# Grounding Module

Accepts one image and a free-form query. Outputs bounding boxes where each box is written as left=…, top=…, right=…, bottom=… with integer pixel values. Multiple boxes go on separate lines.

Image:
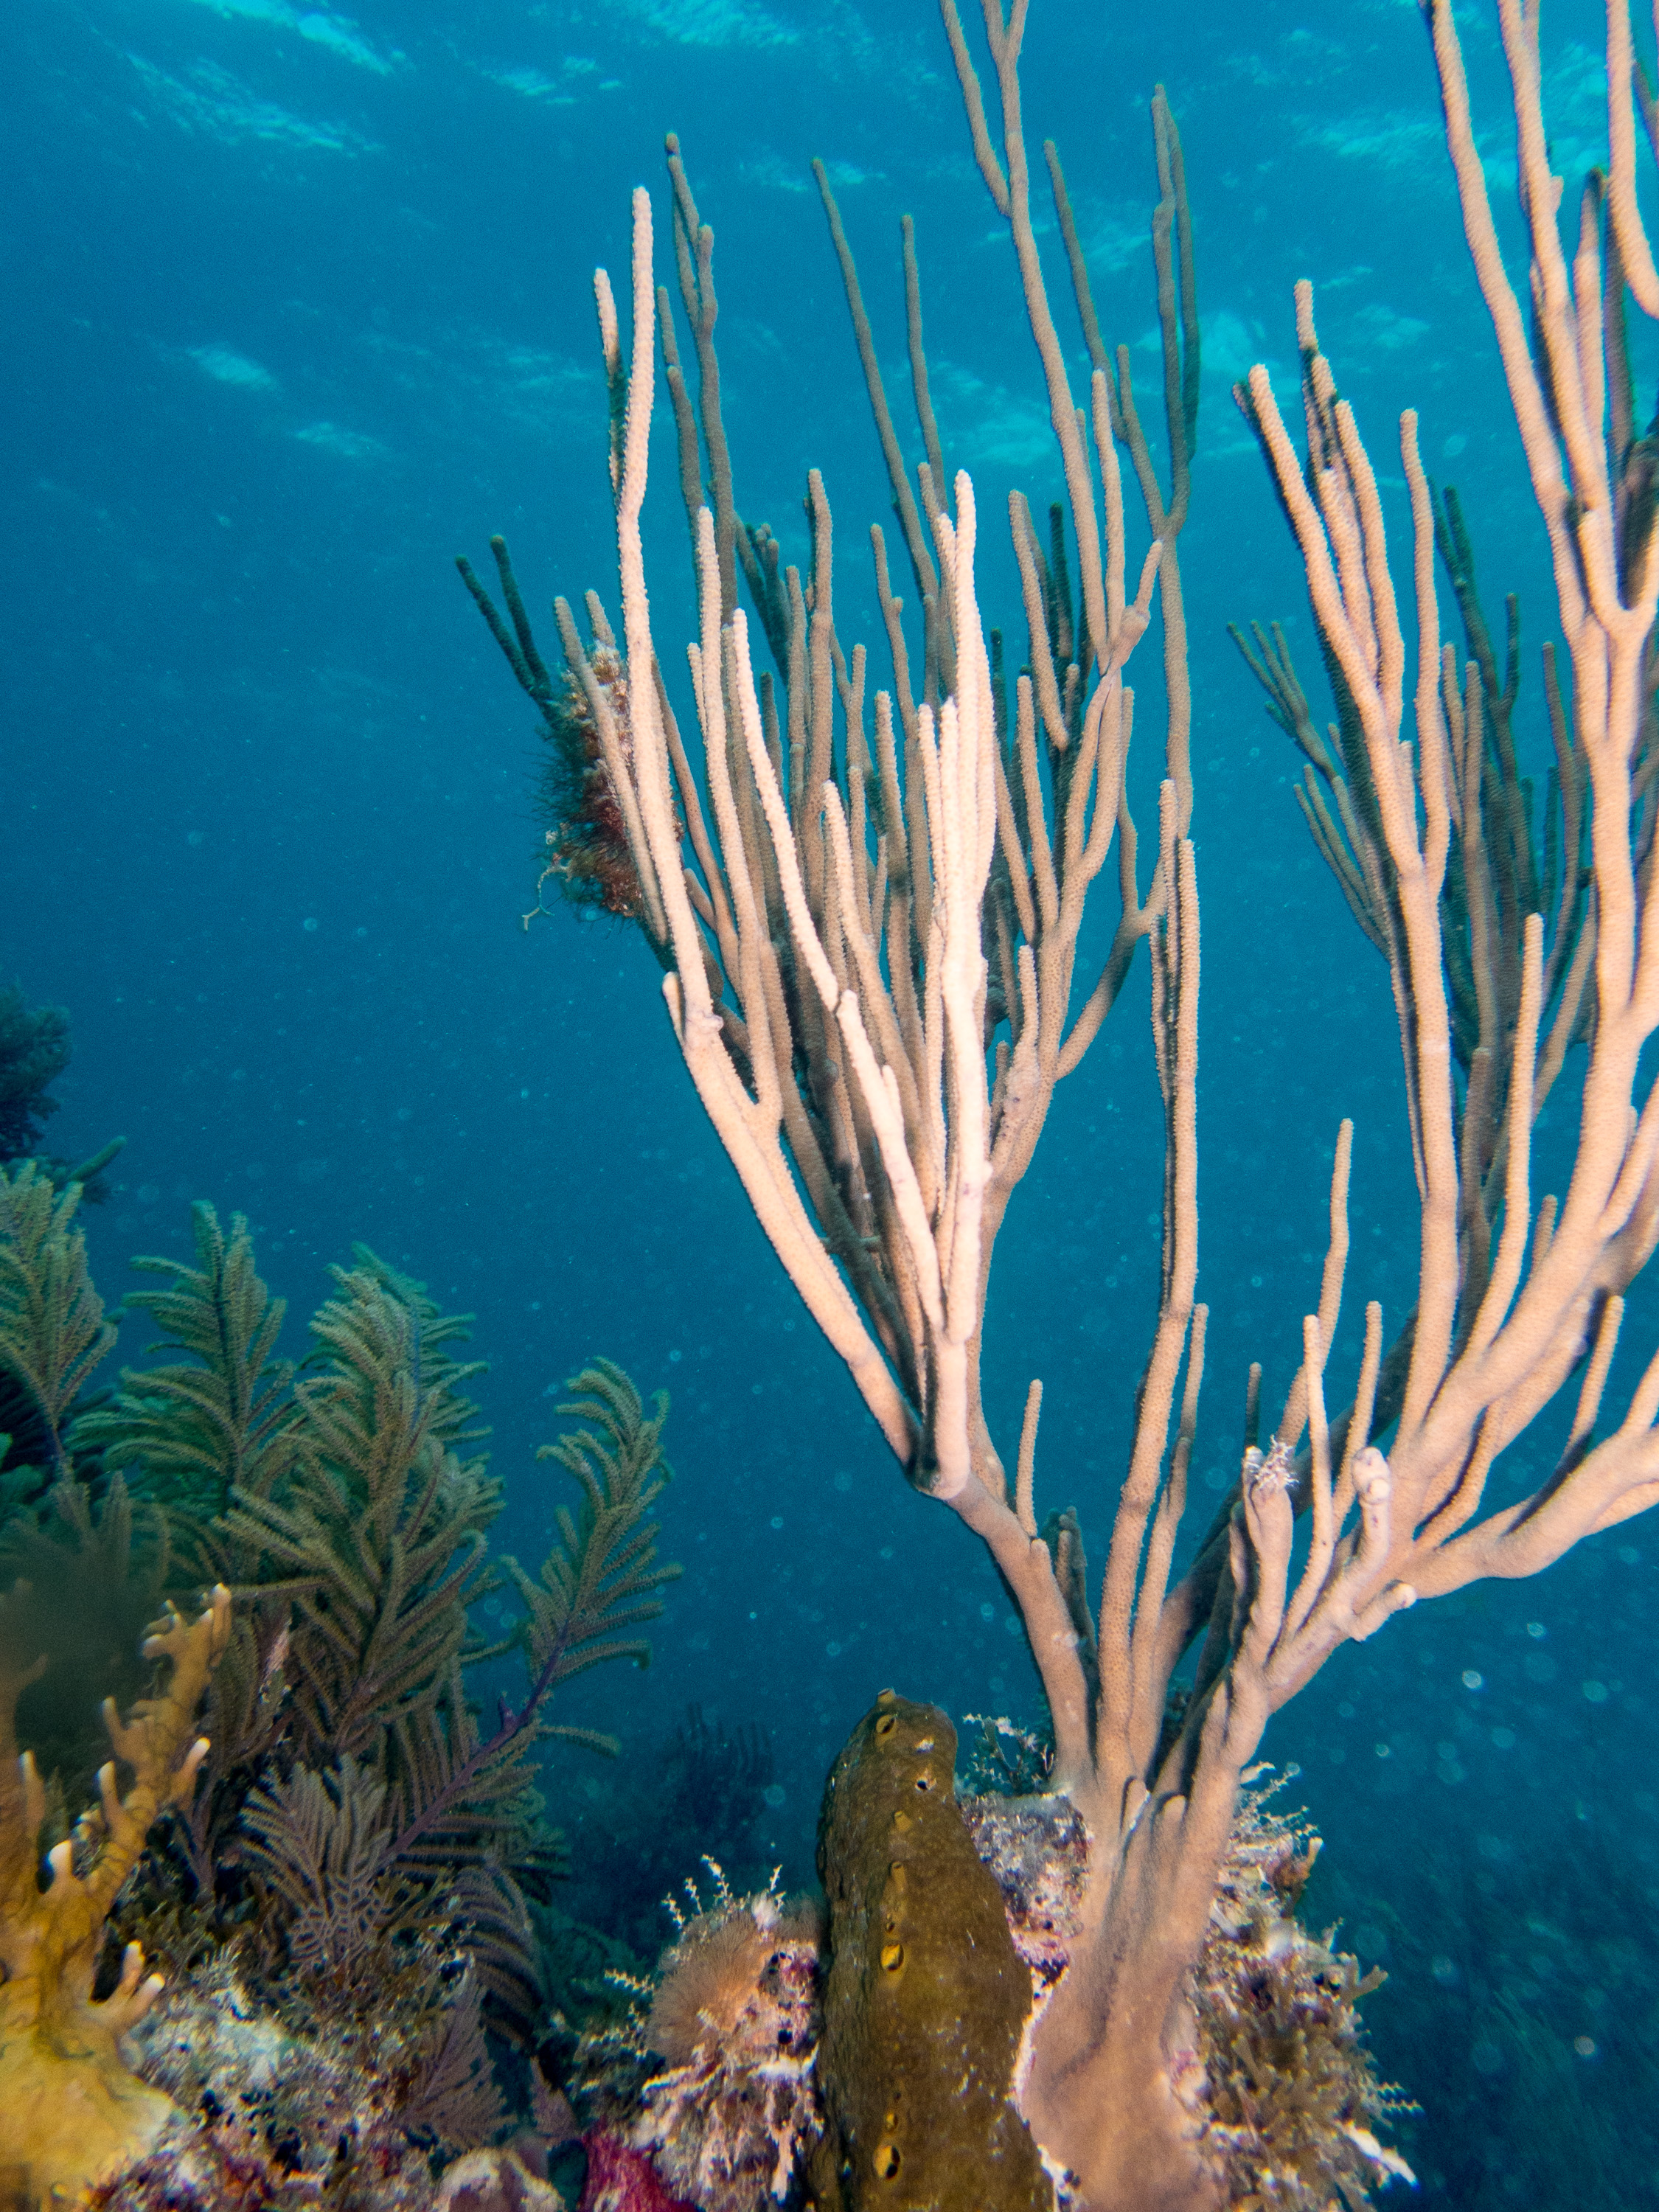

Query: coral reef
left=964, top=1761, right=1411, bottom=2209
left=95, top=1948, right=529, bottom=2211
left=456, top=7, right=1659, bottom=2188
left=571, top=1710, right=1410, bottom=2212
left=96, top=1952, right=436, bottom=2210
left=959, top=1790, right=1090, bottom=1989
left=84, top=2117, right=566, bottom=2212
left=437, top=2147, right=567, bottom=2212
left=808, top=1693, right=1050, bottom=2212
left=0, top=1172, right=682, bottom=2207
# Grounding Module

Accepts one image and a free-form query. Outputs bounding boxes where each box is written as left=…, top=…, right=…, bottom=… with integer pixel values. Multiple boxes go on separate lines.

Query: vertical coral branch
left=0, top=1585, right=230, bottom=2202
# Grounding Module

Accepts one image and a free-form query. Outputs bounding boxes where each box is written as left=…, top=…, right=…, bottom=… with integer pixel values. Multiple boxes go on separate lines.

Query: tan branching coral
left=0, top=1582, right=229, bottom=2205
left=458, top=0, right=1659, bottom=2199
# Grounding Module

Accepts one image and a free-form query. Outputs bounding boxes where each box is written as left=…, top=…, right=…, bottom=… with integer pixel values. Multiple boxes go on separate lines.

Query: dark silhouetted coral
left=0, top=1161, right=118, bottom=1474
left=0, top=1472, right=172, bottom=1810
left=0, top=982, right=69, bottom=1164
left=556, top=1703, right=777, bottom=1956
left=0, top=981, right=122, bottom=1205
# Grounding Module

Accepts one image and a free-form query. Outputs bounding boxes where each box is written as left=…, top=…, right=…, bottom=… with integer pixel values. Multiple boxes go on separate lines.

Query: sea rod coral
left=459, top=1, right=1659, bottom=2205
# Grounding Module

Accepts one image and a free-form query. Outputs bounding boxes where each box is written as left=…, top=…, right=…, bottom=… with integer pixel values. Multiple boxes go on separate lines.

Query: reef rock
left=578, top=2127, right=699, bottom=2212
left=437, top=2147, right=566, bottom=2212
left=630, top=1885, right=822, bottom=2210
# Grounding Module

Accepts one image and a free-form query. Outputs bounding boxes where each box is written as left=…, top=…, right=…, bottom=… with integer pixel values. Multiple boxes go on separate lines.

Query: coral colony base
left=7, top=1, right=1659, bottom=2210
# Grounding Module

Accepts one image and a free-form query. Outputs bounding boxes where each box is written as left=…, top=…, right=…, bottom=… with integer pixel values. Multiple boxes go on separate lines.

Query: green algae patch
left=807, top=1691, right=1051, bottom=2211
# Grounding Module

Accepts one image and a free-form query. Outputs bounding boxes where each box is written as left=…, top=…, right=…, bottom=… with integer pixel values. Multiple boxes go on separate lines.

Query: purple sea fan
left=628, top=1880, right=824, bottom=2212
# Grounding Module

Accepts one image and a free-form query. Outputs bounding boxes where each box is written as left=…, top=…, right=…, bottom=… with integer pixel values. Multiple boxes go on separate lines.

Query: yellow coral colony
left=0, top=1582, right=230, bottom=2205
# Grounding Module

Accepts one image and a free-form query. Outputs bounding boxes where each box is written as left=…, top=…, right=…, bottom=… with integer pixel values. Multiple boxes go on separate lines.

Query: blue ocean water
left=4, top=0, right=1657, bottom=2199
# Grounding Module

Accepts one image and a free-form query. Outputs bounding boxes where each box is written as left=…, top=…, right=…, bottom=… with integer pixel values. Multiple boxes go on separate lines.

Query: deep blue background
left=4, top=0, right=1657, bottom=2199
